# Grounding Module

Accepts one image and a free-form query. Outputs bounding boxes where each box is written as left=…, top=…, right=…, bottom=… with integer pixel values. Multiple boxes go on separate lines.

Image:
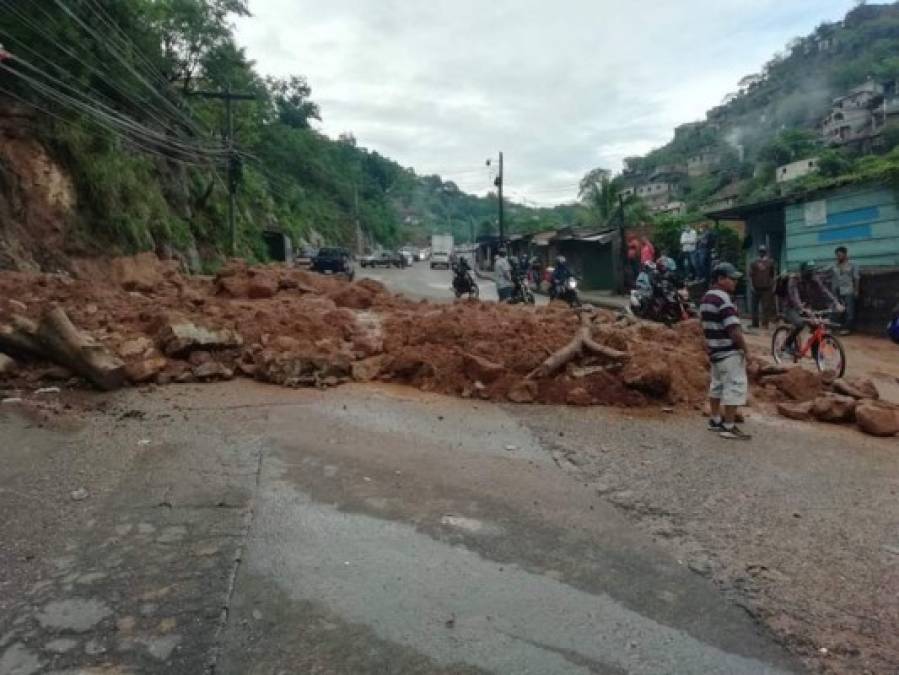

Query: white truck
left=429, top=233, right=454, bottom=270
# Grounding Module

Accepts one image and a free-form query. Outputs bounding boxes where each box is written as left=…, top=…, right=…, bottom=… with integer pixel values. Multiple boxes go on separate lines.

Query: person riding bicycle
left=783, top=261, right=842, bottom=355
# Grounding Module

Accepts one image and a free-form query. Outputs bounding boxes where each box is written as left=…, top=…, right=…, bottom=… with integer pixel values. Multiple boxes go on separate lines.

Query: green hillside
left=0, top=0, right=572, bottom=267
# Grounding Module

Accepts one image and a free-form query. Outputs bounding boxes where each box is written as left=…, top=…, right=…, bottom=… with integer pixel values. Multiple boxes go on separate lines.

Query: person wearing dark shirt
left=749, top=245, right=776, bottom=329
left=701, top=263, right=751, bottom=441
left=783, top=261, right=841, bottom=355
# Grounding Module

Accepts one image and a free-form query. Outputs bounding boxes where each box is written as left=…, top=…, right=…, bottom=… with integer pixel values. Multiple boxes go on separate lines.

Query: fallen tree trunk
left=527, top=314, right=629, bottom=380
left=0, top=307, right=125, bottom=390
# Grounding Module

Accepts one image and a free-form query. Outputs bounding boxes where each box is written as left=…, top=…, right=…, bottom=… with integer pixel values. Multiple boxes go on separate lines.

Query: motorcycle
left=507, top=268, right=535, bottom=305
left=550, top=276, right=581, bottom=308
left=451, top=261, right=479, bottom=299
left=628, top=279, right=696, bottom=325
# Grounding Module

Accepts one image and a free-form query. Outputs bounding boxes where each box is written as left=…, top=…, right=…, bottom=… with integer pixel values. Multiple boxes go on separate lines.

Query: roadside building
left=776, top=157, right=820, bottom=183
left=707, top=182, right=899, bottom=334
left=821, top=79, right=899, bottom=150
left=262, top=228, right=293, bottom=262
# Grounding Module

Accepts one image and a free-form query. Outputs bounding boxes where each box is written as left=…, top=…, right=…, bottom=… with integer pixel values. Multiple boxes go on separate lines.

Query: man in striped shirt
left=701, top=263, right=751, bottom=441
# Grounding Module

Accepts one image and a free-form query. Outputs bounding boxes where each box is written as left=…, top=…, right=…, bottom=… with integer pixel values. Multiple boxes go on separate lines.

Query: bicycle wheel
left=771, top=326, right=792, bottom=364
left=815, top=334, right=846, bottom=378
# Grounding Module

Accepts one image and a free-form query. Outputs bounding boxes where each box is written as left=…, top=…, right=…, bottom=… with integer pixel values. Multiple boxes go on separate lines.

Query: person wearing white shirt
left=680, top=226, right=698, bottom=279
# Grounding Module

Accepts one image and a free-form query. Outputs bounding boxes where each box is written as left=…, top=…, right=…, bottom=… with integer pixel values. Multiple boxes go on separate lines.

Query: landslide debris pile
left=752, top=361, right=899, bottom=438
left=0, top=254, right=712, bottom=408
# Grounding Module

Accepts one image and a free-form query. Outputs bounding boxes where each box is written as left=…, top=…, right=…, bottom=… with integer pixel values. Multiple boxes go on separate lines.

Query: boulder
left=273, top=336, right=301, bottom=352
left=192, top=361, right=234, bottom=381
left=566, top=387, right=592, bottom=406
left=831, top=377, right=879, bottom=401
left=110, top=252, right=166, bottom=293
left=188, top=350, right=213, bottom=366
left=770, top=368, right=823, bottom=402
left=351, top=355, right=389, bottom=382
left=124, top=356, right=168, bottom=384
left=623, top=362, right=672, bottom=397
left=811, top=393, right=857, bottom=424
left=246, top=273, right=279, bottom=299
left=463, top=353, right=504, bottom=384
left=0, top=353, right=18, bottom=376
left=157, top=320, right=243, bottom=357
left=118, top=337, right=154, bottom=359
left=507, top=379, right=538, bottom=404
left=856, top=402, right=899, bottom=437
left=777, top=400, right=814, bottom=421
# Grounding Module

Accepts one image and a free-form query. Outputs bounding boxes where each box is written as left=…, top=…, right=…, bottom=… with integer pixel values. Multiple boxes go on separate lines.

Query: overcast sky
left=235, top=0, right=857, bottom=205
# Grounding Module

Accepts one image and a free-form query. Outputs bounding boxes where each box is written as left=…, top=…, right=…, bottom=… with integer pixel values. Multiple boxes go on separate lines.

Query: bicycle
left=771, top=310, right=846, bottom=378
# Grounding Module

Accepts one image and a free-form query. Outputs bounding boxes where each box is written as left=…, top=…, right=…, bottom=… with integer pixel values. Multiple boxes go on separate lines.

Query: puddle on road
left=246, top=476, right=793, bottom=675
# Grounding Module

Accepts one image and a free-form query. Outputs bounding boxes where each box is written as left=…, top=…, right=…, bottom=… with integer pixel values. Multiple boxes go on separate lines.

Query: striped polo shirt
left=700, top=288, right=741, bottom=361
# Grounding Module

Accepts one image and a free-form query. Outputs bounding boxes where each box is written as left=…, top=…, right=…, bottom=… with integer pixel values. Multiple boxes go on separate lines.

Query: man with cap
left=701, top=262, right=751, bottom=441
left=748, top=245, right=776, bottom=330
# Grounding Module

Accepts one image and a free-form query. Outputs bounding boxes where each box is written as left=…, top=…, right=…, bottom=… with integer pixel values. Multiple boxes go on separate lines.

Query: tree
left=266, top=76, right=320, bottom=129
left=577, top=167, right=612, bottom=201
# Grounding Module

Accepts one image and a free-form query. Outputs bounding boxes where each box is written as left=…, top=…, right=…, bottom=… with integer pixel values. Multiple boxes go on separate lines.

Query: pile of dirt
left=0, top=254, right=716, bottom=408
left=750, top=359, right=899, bottom=437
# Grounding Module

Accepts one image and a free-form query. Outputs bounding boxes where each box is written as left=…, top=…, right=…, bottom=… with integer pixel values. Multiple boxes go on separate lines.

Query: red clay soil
left=0, top=255, right=715, bottom=408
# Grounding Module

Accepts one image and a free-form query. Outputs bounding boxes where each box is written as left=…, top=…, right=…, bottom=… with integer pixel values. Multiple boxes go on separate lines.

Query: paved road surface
left=1, top=384, right=799, bottom=674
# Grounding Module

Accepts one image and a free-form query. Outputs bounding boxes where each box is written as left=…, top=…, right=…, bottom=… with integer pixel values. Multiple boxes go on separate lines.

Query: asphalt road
left=0, top=384, right=799, bottom=675
left=359, top=260, right=549, bottom=305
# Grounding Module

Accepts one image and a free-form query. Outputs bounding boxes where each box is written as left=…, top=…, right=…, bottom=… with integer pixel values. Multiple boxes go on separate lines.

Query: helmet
left=556, top=256, right=567, bottom=265
left=643, top=261, right=657, bottom=272
left=800, top=261, right=817, bottom=276
left=497, top=247, right=507, bottom=256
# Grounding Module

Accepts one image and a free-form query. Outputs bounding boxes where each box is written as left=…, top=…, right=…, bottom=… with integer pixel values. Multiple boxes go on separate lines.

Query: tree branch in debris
left=0, top=307, right=125, bottom=390
left=527, top=313, right=629, bottom=380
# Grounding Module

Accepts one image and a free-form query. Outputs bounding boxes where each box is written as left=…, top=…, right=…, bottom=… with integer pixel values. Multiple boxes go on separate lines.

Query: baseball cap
left=713, top=262, right=742, bottom=280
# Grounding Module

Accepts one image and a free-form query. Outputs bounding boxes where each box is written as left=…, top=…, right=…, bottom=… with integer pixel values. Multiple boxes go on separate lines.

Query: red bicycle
left=772, top=310, right=846, bottom=378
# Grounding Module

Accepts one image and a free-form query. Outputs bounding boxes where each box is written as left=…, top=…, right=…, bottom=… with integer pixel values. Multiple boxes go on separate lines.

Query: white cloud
left=235, top=0, right=857, bottom=204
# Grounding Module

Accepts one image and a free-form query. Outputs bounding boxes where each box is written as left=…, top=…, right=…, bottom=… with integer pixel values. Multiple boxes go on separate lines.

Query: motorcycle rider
left=551, top=256, right=572, bottom=294
left=783, top=261, right=842, bottom=355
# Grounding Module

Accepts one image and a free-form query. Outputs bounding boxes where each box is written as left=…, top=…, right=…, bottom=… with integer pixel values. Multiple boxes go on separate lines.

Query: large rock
left=118, top=337, right=154, bottom=359
left=192, top=361, right=234, bottom=381
left=507, top=379, right=538, bottom=404
left=463, top=353, right=504, bottom=384
left=566, top=387, right=592, bottom=406
left=831, top=377, right=879, bottom=401
left=110, top=252, right=167, bottom=293
left=351, top=355, right=388, bottom=382
left=770, top=368, right=823, bottom=402
left=811, top=393, right=857, bottom=424
left=856, top=402, right=899, bottom=437
left=0, top=353, right=18, bottom=376
left=247, top=273, right=279, bottom=299
left=623, top=362, right=672, bottom=397
left=777, top=400, right=814, bottom=421
left=124, top=356, right=168, bottom=384
left=157, top=320, right=243, bottom=357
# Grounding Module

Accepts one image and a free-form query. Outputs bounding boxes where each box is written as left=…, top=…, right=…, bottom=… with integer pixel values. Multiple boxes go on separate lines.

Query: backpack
left=774, top=273, right=791, bottom=298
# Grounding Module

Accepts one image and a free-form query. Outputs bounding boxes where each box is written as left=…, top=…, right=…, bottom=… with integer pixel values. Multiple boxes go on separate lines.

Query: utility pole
left=617, top=194, right=628, bottom=295
left=188, top=85, right=255, bottom=256
left=486, top=152, right=505, bottom=244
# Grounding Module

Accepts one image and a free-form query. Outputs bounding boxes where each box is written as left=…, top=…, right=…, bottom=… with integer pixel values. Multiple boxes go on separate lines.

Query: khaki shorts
left=709, top=353, right=748, bottom=406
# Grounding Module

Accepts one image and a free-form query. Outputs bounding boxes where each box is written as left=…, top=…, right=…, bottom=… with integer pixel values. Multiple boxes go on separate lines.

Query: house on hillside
left=702, top=182, right=744, bottom=213
left=776, top=157, right=820, bottom=183
left=687, top=151, right=721, bottom=177
left=630, top=182, right=678, bottom=210
left=674, top=121, right=705, bottom=140
left=653, top=201, right=687, bottom=217
left=706, top=182, right=899, bottom=334
left=820, top=79, right=899, bottom=149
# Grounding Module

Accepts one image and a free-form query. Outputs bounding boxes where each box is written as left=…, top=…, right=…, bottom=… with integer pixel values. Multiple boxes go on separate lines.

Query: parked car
left=311, top=247, right=354, bottom=280
left=294, top=246, right=317, bottom=268
left=400, top=250, right=415, bottom=267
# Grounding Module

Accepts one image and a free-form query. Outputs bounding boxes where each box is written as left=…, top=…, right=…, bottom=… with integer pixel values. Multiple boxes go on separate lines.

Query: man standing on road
left=749, top=245, right=776, bottom=330
left=680, top=224, right=698, bottom=279
left=494, top=248, right=513, bottom=302
left=701, top=263, right=751, bottom=441
left=830, top=246, right=860, bottom=336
